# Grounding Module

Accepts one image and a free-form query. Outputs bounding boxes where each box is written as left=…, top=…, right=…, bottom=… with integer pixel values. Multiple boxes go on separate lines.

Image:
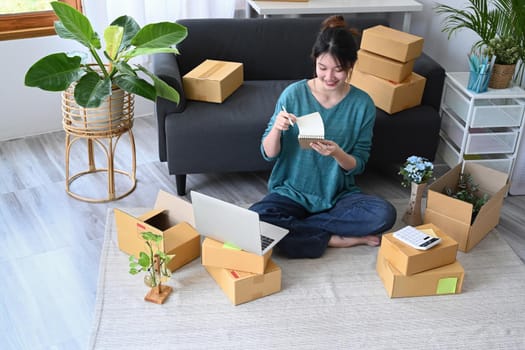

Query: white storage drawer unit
left=438, top=72, right=525, bottom=180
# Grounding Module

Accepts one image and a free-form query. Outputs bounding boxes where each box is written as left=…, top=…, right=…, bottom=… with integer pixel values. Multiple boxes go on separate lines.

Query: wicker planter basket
left=488, top=64, right=516, bottom=89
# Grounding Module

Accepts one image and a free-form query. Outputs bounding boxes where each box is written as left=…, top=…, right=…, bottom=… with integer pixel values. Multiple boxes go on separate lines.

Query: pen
left=281, top=105, right=294, bottom=126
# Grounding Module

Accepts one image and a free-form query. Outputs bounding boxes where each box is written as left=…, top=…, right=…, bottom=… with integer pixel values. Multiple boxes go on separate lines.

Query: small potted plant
left=484, top=35, right=524, bottom=88
left=398, top=155, right=434, bottom=226
left=129, top=231, right=174, bottom=304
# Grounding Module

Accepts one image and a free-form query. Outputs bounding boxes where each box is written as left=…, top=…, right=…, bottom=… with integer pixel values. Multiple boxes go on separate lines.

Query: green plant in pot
left=484, top=35, right=524, bottom=88
left=24, top=1, right=187, bottom=108
left=435, top=0, right=525, bottom=86
left=129, top=231, right=174, bottom=304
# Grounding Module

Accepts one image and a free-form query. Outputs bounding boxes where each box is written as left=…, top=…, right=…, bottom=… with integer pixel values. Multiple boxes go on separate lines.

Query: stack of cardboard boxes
left=376, top=223, right=465, bottom=298
left=202, top=237, right=282, bottom=305
left=350, top=25, right=426, bottom=114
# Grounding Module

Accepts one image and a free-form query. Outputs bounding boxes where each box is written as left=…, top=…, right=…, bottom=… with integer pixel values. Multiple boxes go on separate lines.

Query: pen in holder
left=467, top=54, right=492, bottom=93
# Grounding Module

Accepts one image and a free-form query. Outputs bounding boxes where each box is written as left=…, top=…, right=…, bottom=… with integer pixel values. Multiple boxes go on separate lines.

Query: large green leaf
left=113, top=74, right=156, bottom=102
left=24, top=53, right=83, bottom=91
left=74, top=72, right=111, bottom=108
left=51, top=1, right=100, bottom=49
left=131, top=22, right=188, bottom=48
left=110, top=15, right=140, bottom=52
left=123, top=47, right=180, bottom=61
left=138, top=66, right=180, bottom=104
left=104, top=26, right=124, bottom=60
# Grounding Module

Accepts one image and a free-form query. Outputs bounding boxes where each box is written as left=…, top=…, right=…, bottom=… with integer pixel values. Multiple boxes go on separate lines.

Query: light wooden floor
left=1, top=115, right=524, bottom=350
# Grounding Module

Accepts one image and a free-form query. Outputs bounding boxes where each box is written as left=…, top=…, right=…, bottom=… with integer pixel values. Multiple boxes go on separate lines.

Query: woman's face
left=315, top=53, right=350, bottom=91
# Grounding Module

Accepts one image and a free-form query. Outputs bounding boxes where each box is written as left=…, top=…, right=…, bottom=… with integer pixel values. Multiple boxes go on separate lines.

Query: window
left=0, top=0, right=83, bottom=41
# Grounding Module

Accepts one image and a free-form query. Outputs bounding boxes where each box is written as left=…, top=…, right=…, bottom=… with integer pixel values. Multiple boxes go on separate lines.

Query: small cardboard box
left=424, top=163, right=509, bottom=252
left=376, top=249, right=464, bottom=298
left=205, top=259, right=282, bottom=305
left=355, top=49, right=414, bottom=83
left=350, top=68, right=426, bottom=114
left=202, top=237, right=272, bottom=275
left=114, top=190, right=201, bottom=272
left=360, top=25, right=424, bottom=62
left=379, top=223, right=458, bottom=276
left=183, top=59, right=243, bottom=103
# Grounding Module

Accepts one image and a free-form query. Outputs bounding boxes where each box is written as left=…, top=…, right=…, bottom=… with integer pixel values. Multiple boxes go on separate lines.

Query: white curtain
left=105, top=0, right=237, bottom=26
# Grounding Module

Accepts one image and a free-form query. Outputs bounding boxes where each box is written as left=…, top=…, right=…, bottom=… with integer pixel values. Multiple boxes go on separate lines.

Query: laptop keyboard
left=261, top=235, right=275, bottom=251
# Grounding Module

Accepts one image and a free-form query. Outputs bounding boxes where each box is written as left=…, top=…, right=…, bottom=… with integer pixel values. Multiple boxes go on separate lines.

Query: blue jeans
left=249, top=192, right=396, bottom=259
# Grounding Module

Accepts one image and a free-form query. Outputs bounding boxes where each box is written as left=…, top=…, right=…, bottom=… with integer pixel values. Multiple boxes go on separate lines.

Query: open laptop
left=191, top=191, right=289, bottom=255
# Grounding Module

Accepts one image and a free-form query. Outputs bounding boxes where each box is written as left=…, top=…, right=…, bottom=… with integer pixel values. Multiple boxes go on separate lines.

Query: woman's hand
left=310, top=140, right=339, bottom=156
left=273, top=111, right=296, bottom=132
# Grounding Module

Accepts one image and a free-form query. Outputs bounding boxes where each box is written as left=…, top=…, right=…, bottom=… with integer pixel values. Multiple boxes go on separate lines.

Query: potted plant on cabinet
left=485, top=35, right=524, bottom=88
left=24, top=1, right=187, bottom=109
left=435, top=0, right=525, bottom=87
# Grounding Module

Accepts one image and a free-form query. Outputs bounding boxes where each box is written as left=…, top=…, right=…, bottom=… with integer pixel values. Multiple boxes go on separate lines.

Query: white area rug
left=89, top=206, right=525, bottom=349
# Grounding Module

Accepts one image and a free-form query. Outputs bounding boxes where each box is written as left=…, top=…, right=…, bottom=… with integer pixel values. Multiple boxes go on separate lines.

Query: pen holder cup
left=467, top=70, right=491, bottom=93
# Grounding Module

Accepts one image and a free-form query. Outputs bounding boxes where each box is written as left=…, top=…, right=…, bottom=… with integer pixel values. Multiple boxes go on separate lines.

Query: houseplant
left=484, top=35, right=524, bottom=88
left=435, top=0, right=525, bottom=85
left=24, top=1, right=187, bottom=108
left=129, top=231, right=174, bottom=304
left=398, top=155, right=434, bottom=226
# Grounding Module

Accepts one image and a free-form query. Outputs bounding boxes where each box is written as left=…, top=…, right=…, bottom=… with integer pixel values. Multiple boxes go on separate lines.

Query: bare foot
left=328, top=235, right=380, bottom=248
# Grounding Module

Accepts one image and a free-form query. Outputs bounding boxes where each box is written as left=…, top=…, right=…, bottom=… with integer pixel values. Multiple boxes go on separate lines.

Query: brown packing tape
left=198, top=61, right=226, bottom=79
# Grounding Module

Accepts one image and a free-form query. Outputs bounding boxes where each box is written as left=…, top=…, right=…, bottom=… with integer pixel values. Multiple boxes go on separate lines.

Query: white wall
left=0, top=0, right=483, bottom=141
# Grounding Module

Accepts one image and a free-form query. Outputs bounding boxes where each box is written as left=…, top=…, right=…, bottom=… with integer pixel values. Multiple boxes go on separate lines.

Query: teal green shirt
left=261, top=79, right=376, bottom=212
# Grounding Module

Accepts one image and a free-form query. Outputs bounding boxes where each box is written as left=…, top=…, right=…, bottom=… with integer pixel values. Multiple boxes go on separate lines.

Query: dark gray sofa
left=153, top=17, right=445, bottom=195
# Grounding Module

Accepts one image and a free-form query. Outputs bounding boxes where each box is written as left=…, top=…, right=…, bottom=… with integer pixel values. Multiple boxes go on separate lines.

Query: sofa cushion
left=164, top=80, right=296, bottom=174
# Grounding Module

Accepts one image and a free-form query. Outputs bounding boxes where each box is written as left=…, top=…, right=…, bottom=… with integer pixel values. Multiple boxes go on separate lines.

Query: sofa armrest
left=152, top=53, right=186, bottom=162
left=152, top=53, right=187, bottom=113
left=413, top=53, right=446, bottom=112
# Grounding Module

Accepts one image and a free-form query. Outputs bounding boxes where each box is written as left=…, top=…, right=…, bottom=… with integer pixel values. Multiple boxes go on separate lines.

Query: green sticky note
left=436, top=277, right=458, bottom=294
left=223, top=242, right=241, bottom=251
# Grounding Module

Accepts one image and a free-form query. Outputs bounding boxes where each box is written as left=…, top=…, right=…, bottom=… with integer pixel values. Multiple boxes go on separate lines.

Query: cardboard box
left=360, top=25, right=424, bottom=62
left=350, top=69, right=426, bottom=114
left=355, top=49, right=414, bottom=83
left=376, top=249, right=464, bottom=298
left=183, top=59, right=243, bottom=103
left=201, top=237, right=271, bottom=274
left=424, top=163, right=509, bottom=252
left=379, top=223, right=458, bottom=275
left=114, top=190, right=201, bottom=272
left=205, top=259, right=282, bottom=305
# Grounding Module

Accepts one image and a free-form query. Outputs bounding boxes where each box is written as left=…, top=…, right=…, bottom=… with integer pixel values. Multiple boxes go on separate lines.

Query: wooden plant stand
left=145, top=284, right=173, bottom=304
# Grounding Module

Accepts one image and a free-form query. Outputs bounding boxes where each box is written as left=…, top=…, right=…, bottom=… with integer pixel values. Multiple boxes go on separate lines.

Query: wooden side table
left=62, top=88, right=137, bottom=203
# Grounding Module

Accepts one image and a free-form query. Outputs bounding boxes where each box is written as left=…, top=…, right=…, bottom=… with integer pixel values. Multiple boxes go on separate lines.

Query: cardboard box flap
left=138, top=208, right=165, bottom=222
left=154, top=189, right=195, bottom=227
left=163, top=222, right=198, bottom=253
left=115, top=208, right=167, bottom=255
left=464, top=163, right=509, bottom=195
left=428, top=163, right=462, bottom=194
left=427, top=190, right=473, bottom=223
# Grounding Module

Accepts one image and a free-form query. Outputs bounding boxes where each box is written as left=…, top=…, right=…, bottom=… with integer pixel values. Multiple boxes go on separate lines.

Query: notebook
left=190, top=191, right=289, bottom=255
left=295, top=111, right=325, bottom=148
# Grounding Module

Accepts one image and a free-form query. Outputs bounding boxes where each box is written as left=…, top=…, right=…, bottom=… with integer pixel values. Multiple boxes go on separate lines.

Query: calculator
left=393, top=226, right=441, bottom=250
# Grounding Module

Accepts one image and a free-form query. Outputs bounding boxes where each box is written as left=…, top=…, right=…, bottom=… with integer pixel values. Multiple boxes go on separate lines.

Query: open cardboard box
left=424, top=163, right=509, bottom=252
left=114, top=190, right=201, bottom=272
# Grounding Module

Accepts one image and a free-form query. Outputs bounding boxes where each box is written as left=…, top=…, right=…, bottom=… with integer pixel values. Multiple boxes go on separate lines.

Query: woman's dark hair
left=311, top=15, right=358, bottom=72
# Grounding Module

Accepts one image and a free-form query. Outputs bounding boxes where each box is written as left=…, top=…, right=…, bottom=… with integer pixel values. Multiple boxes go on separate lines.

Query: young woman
left=249, top=15, right=397, bottom=259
